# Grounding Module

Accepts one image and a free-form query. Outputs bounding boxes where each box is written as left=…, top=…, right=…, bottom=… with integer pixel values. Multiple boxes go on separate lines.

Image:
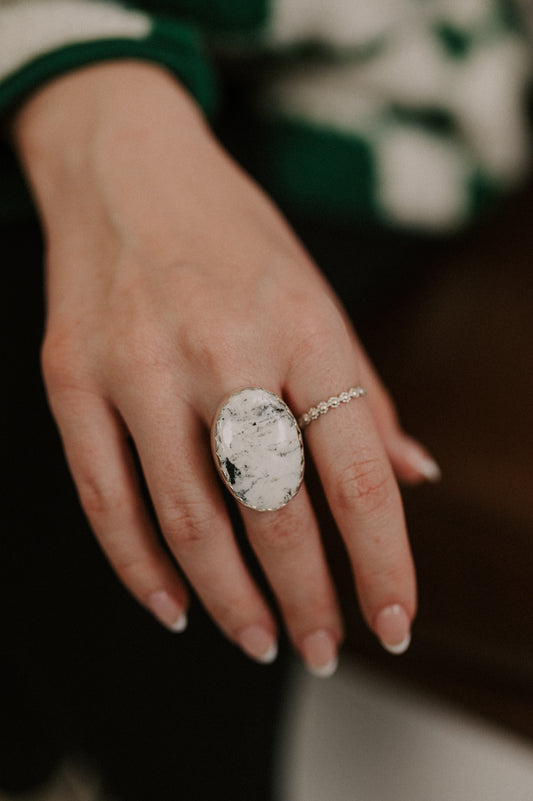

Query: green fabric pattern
left=0, top=0, right=530, bottom=232
left=131, top=0, right=269, bottom=31
left=0, top=13, right=217, bottom=224
left=253, top=117, right=378, bottom=224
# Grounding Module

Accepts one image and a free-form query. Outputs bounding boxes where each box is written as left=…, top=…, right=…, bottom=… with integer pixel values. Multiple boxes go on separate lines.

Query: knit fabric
left=0, top=0, right=530, bottom=230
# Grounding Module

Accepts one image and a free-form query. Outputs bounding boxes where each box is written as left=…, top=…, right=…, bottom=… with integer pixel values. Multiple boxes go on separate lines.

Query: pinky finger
left=50, top=389, right=189, bottom=632
left=354, top=349, right=441, bottom=484
left=386, top=434, right=442, bottom=485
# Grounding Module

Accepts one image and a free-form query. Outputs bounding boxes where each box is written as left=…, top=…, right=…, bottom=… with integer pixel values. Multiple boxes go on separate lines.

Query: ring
left=211, top=387, right=304, bottom=512
left=298, top=386, right=367, bottom=429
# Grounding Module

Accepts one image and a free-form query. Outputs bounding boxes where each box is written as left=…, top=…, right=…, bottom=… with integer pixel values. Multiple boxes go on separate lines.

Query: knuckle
left=77, top=474, right=129, bottom=523
left=289, top=299, right=351, bottom=367
left=291, top=299, right=332, bottom=342
left=41, top=330, right=84, bottom=391
left=333, top=456, right=392, bottom=515
left=255, top=511, right=306, bottom=552
left=159, top=502, right=218, bottom=550
left=180, top=325, right=230, bottom=381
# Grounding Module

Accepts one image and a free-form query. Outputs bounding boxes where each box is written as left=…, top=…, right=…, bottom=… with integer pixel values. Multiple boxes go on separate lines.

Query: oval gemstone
left=212, top=387, right=304, bottom=511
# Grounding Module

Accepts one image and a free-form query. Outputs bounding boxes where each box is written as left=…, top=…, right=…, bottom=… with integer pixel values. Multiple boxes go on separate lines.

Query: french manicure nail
left=375, top=604, right=411, bottom=655
left=402, top=438, right=441, bottom=482
left=238, top=625, right=278, bottom=664
left=147, top=590, right=188, bottom=632
left=301, top=629, right=339, bottom=678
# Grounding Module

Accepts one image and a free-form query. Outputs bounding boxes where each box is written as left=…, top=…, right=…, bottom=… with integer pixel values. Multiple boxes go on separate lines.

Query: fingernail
left=238, top=625, right=278, bottom=664
left=147, top=590, right=188, bottom=632
left=375, top=604, right=411, bottom=654
left=402, top=438, right=441, bottom=482
left=301, top=629, right=339, bottom=678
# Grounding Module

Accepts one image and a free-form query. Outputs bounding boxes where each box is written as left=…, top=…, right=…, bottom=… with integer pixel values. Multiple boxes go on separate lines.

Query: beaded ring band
left=298, top=386, right=367, bottom=430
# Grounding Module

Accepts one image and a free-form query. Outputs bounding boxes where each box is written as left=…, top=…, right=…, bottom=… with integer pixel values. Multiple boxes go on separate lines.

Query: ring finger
left=302, top=386, right=416, bottom=653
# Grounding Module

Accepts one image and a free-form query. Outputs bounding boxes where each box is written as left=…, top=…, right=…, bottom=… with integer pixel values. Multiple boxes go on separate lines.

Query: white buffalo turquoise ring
left=211, top=387, right=304, bottom=512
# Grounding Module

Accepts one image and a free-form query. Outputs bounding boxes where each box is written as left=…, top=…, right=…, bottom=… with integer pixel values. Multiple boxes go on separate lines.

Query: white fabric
left=267, top=0, right=413, bottom=47
left=451, top=38, right=531, bottom=180
left=0, top=0, right=150, bottom=82
left=377, top=127, right=470, bottom=229
left=430, top=0, right=496, bottom=28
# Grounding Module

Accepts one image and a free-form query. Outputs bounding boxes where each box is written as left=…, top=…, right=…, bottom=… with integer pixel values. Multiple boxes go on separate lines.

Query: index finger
left=298, top=387, right=416, bottom=654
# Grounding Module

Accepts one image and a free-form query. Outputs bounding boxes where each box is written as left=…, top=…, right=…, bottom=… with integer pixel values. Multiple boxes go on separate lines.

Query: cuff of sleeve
left=0, top=10, right=218, bottom=223
left=0, top=17, right=218, bottom=120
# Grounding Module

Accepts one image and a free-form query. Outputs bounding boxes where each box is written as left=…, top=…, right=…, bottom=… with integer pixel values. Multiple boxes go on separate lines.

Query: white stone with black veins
left=212, top=387, right=304, bottom=511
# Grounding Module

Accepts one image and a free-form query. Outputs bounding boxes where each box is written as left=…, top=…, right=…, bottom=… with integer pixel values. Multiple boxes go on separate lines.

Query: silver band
left=298, top=386, right=367, bottom=429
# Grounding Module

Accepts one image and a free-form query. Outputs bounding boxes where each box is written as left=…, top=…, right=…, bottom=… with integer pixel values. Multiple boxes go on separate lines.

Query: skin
left=12, top=60, right=432, bottom=674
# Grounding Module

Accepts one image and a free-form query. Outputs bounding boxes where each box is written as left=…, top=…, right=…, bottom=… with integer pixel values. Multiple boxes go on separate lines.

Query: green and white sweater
left=0, top=0, right=531, bottom=231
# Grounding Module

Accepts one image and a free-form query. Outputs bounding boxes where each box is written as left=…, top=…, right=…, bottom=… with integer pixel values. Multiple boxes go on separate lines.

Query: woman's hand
left=13, top=61, right=438, bottom=675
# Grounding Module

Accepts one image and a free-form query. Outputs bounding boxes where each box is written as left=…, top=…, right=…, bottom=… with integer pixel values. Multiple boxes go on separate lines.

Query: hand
left=13, top=61, right=438, bottom=675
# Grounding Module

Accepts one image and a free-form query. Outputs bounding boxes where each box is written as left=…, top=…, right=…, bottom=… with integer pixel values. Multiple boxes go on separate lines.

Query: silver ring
left=298, top=386, right=367, bottom=429
left=211, top=387, right=304, bottom=512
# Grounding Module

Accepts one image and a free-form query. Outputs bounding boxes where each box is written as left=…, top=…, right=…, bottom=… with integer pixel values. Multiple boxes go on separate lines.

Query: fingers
left=118, top=379, right=344, bottom=674
left=286, top=320, right=419, bottom=653
left=50, top=378, right=281, bottom=662
left=48, top=388, right=189, bottom=632
left=47, top=334, right=424, bottom=671
left=120, top=399, right=280, bottom=664
left=298, top=385, right=417, bottom=654
left=354, top=346, right=441, bottom=485
left=242, top=488, right=344, bottom=677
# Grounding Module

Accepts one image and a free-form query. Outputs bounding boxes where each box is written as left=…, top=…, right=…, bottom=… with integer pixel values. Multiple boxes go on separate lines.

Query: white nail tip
left=170, top=612, right=188, bottom=633
left=401, top=439, right=442, bottom=482
left=418, top=457, right=442, bottom=482
left=307, top=656, right=339, bottom=679
left=382, top=633, right=411, bottom=655
left=258, top=642, right=279, bottom=664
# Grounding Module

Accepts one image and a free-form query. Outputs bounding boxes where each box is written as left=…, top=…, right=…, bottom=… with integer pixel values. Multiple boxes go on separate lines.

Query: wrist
left=11, top=60, right=208, bottom=224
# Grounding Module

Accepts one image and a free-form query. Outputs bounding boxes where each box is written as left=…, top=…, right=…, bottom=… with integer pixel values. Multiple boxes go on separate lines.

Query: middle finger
left=242, top=486, right=344, bottom=678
